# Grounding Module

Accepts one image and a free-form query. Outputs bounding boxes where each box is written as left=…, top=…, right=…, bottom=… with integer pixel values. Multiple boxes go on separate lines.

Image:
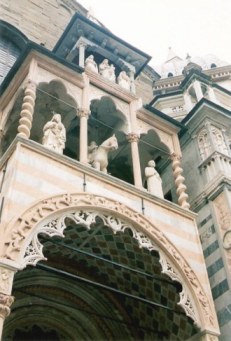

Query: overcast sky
left=77, top=0, right=231, bottom=67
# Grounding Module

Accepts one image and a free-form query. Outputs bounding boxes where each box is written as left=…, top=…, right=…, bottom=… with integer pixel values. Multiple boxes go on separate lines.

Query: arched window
left=211, top=63, right=217, bottom=68
left=167, top=72, right=173, bottom=77
left=0, top=20, right=28, bottom=85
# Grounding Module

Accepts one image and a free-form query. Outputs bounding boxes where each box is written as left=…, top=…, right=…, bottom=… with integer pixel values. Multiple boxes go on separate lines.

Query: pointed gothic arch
left=1, top=192, right=217, bottom=335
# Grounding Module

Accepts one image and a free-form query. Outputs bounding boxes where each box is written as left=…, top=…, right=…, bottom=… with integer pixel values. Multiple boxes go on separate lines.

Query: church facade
left=0, top=1, right=230, bottom=340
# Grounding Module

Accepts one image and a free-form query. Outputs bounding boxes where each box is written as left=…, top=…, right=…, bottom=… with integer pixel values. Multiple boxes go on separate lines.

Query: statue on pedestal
left=42, top=113, right=66, bottom=154
left=117, top=71, right=130, bottom=91
left=85, top=55, right=98, bottom=73
left=99, top=59, right=116, bottom=82
left=145, top=160, right=164, bottom=198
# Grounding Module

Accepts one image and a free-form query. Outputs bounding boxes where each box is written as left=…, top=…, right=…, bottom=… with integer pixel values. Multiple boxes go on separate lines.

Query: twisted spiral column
left=126, top=133, right=143, bottom=188
left=171, top=153, right=190, bottom=209
left=77, top=108, right=89, bottom=164
left=17, top=80, right=37, bottom=138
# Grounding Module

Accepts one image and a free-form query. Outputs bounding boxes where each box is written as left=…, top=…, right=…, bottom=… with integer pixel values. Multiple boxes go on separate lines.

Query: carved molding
left=1, top=193, right=217, bottom=330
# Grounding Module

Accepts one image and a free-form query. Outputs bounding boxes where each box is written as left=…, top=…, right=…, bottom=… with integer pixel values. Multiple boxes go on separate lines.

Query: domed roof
left=154, top=48, right=229, bottom=79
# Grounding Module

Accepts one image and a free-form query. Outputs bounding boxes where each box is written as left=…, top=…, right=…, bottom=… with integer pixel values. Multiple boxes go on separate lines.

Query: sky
left=77, top=0, right=231, bottom=67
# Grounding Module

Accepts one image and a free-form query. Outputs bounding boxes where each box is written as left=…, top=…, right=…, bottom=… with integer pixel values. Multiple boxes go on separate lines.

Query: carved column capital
left=0, top=294, right=14, bottom=319
left=77, top=108, right=90, bottom=118
left=126, top=132, right=139, bottom=143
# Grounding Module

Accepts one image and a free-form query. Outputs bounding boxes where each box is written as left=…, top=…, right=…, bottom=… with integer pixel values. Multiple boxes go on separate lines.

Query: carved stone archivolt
left=0, top=193, right=217, bottom=332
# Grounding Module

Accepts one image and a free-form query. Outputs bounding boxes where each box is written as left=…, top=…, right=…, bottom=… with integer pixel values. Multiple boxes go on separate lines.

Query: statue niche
left=88, top=134, right=118, bottom=173
left=42, top=113, right=66, bottom=154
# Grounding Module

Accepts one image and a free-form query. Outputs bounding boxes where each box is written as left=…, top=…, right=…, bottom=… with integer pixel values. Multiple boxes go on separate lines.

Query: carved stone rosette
left=17, top=80, right=37, bottom=138
left=0, top=193, right=218, bottom=333
left=171, top=153, right=190, bottom=209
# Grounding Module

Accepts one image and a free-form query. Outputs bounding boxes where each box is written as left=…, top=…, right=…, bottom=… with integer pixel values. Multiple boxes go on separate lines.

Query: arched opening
left=31, top=80, right=79, bottom=159
left=167, top=72, right=174, bottom=77
left=89, top=96, right=133, bottom=183
left=4, top=211, right=199, bottom=340
left=1, top=80, right=79, bottom=158
left=211, top=63, right=217, bottom=68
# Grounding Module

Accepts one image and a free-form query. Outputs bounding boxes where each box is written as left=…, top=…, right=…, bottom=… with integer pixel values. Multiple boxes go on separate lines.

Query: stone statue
left=85, top=55, right=98, bottom=73
left=117, top=71, right=130, bottom=91
left=99, top=59, right=116, bottom=82
left=88, top=135, right=118, bottom=173
left=42, top=113, right=66, bottom=154
left=145, top=160, right=164, bottom=198
left=88, top=141, right=98, bottom=163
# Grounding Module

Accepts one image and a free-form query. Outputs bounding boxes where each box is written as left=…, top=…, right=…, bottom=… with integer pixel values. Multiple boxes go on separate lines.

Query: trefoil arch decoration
left=1, top=193, right=217, bottom=331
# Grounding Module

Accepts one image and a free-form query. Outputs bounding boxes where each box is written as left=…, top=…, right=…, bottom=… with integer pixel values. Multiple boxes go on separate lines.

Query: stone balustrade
left=199, top=151, right=231, bottom=183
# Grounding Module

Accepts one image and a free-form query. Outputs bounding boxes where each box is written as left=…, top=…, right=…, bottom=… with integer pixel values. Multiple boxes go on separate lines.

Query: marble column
left=77, top=108, right=89, bottom=164
left=193, top=80, right=204, bottom=101
left=126, top=133, right=142, bottom=188
left=78, top=42, right=88, bottom=68
left=171, top=153, right=190, bottom=209
left=17, top=80, right=37, bottom=139
left=0, top=266, right=15, bottom=339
